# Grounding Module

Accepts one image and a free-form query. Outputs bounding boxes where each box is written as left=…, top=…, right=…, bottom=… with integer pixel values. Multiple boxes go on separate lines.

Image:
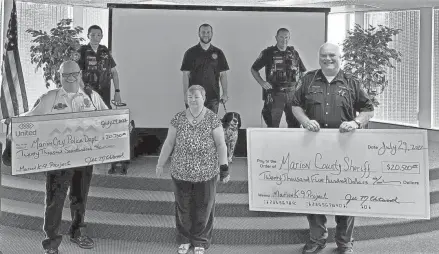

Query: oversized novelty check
left=11, top=109, right=130, bottom=175
left=247, top=128, right=430, bottom=219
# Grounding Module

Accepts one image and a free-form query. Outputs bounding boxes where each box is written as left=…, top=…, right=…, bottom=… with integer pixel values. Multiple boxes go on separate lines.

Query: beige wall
left=111, top=7, right=327, bottom=128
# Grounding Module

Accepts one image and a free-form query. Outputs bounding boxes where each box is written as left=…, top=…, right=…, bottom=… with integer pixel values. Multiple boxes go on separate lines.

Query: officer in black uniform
left=77, top=25, right=124, bottom=174
left=251, top=28, right=306, bottom=128
left=77, top=25, right=121, bottom=109
left=292, top=43, right=374, bottom=254
left=181, top=23, right=230, bottom=114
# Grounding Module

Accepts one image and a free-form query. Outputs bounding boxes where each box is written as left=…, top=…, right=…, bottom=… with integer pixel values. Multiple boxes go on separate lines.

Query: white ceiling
left=17, top=0, right=439, bottom=11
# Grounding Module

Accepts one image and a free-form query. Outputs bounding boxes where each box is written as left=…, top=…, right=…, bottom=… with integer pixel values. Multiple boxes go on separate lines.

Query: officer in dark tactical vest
left=77, top=25, right=122, bottom=109
left=251, top=28, right=307, bottom=128
left=77, top=25, right=125, bottom=175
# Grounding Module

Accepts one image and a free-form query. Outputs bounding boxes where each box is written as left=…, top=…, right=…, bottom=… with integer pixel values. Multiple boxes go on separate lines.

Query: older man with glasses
left=20, top=60, right=108, bottom=254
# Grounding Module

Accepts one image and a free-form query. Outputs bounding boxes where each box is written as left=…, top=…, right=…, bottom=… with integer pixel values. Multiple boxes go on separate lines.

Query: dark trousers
left=262, top=89, right=300, bottom=128
left=185, top=98, right=220, bottom=114
left=172, top=175, right=218, bottom=249
left=93, top=85, right=124, bottom=170
left=42, top=166, right=93, bottom=250
left=205, top=99, right=219, bottom=114
left=306, top=214, right=355, bottom=248
left=93, top=85, right=112, bottom=109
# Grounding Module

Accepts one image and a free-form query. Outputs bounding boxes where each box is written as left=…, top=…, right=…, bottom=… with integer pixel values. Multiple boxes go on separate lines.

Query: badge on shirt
left=53, top=103, right=68, bottom=110
left=83, top=98, right=91, bottom=108
left=87, top=56, right=97, bottom=66
left=71, top=52, right=80, bottom=62
left=212, top=53, right=218, bottom=60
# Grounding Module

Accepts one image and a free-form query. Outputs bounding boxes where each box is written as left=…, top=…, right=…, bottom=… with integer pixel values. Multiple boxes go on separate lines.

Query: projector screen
left=108, top=4, right=329, bottom=128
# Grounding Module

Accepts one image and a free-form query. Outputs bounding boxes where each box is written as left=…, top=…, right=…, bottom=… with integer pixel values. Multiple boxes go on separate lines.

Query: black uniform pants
left=262, top=88, right=300, bottom=128
left=92, top=84, right=126, bottom=171
left=42, top=166, right=93, bottom=250
left=91, top=84, right=112, bottom=109
left=172, top=175, right=218, bottom=249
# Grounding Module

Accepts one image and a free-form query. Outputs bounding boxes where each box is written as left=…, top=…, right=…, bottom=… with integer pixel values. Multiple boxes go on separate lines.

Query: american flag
left=0, top=0, right=28, bottom=120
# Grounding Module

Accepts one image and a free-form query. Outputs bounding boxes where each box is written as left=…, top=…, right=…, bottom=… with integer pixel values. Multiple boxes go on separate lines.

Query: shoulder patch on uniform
left=32, top=98, right=41, bottom=108
left=257, top=51, right=263, bottom=60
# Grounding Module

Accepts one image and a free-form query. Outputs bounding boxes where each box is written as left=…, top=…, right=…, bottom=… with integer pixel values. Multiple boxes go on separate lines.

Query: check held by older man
left=10, top=60, right=129, bottom=254
left=11, top=107, right=130, bottom=175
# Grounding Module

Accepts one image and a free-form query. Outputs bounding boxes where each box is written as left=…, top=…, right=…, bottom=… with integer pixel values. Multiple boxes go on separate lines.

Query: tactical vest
left=82, top=50, right=113, bottom=88
left=267, top=47, right=299, bottom=84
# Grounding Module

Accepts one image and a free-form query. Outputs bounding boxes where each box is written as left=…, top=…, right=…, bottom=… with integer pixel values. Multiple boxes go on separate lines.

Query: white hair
left=318, top=42, right=342, bottom=57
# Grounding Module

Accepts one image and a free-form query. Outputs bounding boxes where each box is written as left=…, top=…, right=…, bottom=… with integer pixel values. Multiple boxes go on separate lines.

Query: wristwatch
left=115, top=89, right=120, bottom=93
left=354, top=119, right=361, bottom=128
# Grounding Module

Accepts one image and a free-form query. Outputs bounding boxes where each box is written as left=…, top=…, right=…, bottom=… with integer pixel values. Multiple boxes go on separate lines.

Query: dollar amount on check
left=246, top=128, right=430, bottom=219
left=11, top=109, right=130, bottom=175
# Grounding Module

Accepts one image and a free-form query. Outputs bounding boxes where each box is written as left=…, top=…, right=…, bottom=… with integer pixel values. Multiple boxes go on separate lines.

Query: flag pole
left=0, top=0, right=14, bottom=230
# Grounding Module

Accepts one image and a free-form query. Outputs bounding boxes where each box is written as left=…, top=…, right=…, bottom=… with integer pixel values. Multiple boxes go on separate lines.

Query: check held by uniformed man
left=10, top=60, right=130, bottom=254
left=247, top=43, right=428, bottom=254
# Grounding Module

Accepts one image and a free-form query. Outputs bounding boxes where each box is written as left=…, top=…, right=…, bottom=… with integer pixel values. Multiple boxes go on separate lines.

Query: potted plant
left=341, top=23, right=402, bottom=107
left=27, top=18, right=84, bottom=88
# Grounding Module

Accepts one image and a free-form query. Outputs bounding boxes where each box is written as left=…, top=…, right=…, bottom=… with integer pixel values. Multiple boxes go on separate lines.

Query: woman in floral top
left=156, top=85, right=229, bottom=254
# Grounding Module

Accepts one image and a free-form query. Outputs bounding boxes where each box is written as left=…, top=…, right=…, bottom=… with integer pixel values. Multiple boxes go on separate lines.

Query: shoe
left=194, top=247, right=205, bottom=254
left=302, top=242, right=326, bottom=254
left=70, top=235, right=94, bottom=249
left=108, top=167, right=115, bottom=174
left=44, top=248, right=58, bottom=254
left=336, top=247, right=354, bottom=253
left=177, top=243, right=191, bottom=254
left=120, top=163, right=128, bottom=175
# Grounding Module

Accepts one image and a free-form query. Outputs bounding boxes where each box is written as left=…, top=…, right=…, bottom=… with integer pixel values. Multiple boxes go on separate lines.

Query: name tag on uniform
left=87, top=56, right=97, bottom=66
left=83, top=98, right=92, bottom=108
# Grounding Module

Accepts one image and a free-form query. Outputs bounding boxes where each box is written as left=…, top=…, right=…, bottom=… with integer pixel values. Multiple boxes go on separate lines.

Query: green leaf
left=26, top=18, right=84, bottom=87
left=341, top=23, right=402, bottom=101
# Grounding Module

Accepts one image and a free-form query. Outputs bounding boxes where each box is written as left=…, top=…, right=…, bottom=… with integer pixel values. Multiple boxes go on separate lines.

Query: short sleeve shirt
left=252, top=45, right=306, bottom=99
left=77, top=44, right=116, bottom=89
left=169, top=109, right=222, bottom=182
left=291, top=69, right=374, bottom=128
left=180, top=43, right=229, bottom=100
left=22, top=87, right=108, bottom=117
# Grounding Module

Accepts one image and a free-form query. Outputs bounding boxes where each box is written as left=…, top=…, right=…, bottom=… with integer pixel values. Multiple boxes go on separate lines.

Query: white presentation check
left=247, top=128, right=430, bottom=220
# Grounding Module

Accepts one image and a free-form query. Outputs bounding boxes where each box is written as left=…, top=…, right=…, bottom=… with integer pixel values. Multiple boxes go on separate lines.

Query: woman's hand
left=219, top=164, right=230, bottom=183
left=220, top=175, right=230, bottom=183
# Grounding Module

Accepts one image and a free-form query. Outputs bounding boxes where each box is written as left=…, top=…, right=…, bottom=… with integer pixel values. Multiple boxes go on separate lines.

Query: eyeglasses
left=61, top=72, right=80, bottom=78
